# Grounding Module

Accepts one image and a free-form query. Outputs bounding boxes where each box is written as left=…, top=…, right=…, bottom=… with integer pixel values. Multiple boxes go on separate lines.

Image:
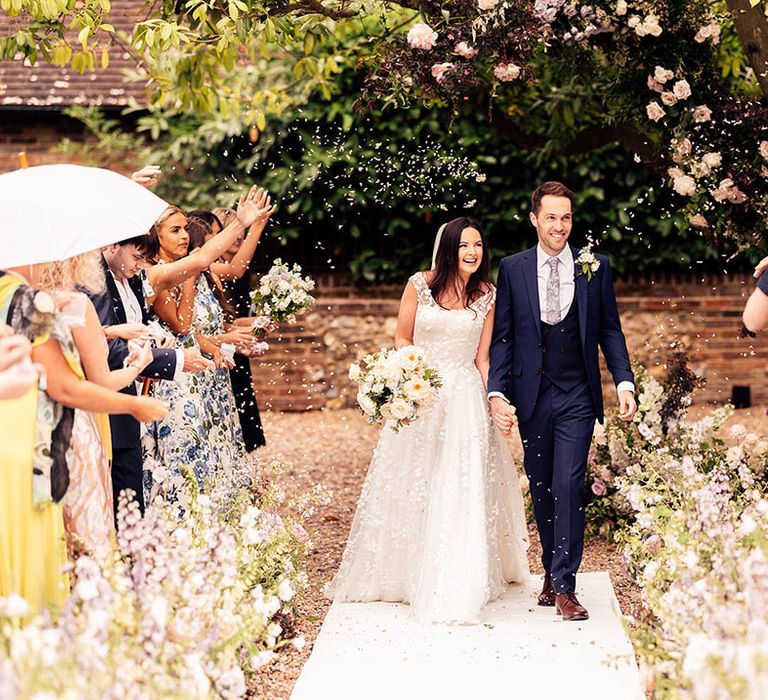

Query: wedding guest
left=143, top=211, right=246, bottom=496
left=39, top=252, right=154, bottom=555
left=0, top=323, right=36, bottom=399
left=0, top=266, right=166, bottom=614
left=88, top=235, right=210, bottom=518
left=198, top=203, right=274, bottom=451
left=743, top=260, right=768, bottom=333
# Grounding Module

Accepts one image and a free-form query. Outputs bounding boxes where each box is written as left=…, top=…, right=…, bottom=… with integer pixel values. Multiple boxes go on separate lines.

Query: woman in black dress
left=188, top=202, right=274, bottom=450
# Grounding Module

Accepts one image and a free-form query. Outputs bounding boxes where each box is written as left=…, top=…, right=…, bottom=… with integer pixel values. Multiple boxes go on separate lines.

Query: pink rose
left=591, top=480, right=607, bottom=496
left=407, top=23, right=438, bottom=50
left=759, top=141, right=768, bottom=160
left=689, top=214, right=709, bottom=228
left=647, top=74, right=663, bottom=93
left=672, top=137, right=692, bottom=163
left=646, top=101, right=666, bottom=122
left=701, top=152, right=722, bottom=169
left=653, top=66, right=674, bottom=84
left=430, top=62, right=454, bottom=84
left=694, top=22, right=721, bottom=45
left=672, top=79, right=692, bottom=101
left=478, top=0, right=500, bottom=10
left=692, top=105, right=712, bottom=123
left=672, top=174, right=696, bottom=197
left=711, top=178, right=748, bottom=204
left=493, top=63, right=521, bottom=82
left=454, top=41, right=478, bottom=59
left=661, top=91, right=677, bottom=107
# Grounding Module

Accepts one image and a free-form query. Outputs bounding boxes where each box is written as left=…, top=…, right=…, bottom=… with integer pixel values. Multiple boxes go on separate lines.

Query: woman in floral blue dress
left=142, top=207, right=248, bottom=501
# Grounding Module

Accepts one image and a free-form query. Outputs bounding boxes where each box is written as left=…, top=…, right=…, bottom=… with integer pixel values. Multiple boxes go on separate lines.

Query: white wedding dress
left=327, top=272, right=530, bottom=624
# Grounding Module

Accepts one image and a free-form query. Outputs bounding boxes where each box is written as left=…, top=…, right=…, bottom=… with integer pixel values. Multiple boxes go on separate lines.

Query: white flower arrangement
left=0, top=460, right=325, bottom=698
left=250, top=259, right=316, bottom=349
left=575, top=243, right=601, bottom=281
left=349, top=345, right=442, bottom=432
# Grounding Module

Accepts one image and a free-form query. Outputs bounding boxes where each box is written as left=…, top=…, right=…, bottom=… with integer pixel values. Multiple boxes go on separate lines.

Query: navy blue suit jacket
left=488, top=245, right=633, bottom=424
left=84, top=256, right=178, bottom=448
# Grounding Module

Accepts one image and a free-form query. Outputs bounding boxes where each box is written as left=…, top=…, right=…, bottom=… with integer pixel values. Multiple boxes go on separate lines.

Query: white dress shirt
left=488, top=244, right=634, bottom=403
left=537, top=244, right=575, bottom=323
left=109, top=270, right=185, bottom=381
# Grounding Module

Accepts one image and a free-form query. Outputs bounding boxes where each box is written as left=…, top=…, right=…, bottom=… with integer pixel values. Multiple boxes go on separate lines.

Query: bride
left=327, top=217, right=530, bottom=624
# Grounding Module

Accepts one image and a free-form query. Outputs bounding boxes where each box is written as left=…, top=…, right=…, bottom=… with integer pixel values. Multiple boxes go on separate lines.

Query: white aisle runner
left=291, top=572, right=644, bottom=700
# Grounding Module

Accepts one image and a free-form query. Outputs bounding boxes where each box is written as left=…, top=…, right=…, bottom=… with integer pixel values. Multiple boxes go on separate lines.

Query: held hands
left=490, top=396, right=518, bottom=436
left=618, top=390, right=637, bottom=421
left=236, top=186, right=277, bottom=229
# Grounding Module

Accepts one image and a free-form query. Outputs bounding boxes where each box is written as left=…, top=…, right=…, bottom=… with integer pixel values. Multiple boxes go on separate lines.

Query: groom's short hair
left=531, top=181, right=574, bottom=215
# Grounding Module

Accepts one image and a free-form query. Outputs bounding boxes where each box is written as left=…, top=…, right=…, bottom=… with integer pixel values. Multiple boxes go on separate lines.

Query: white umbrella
left=0, top=164, right=169, bottom=268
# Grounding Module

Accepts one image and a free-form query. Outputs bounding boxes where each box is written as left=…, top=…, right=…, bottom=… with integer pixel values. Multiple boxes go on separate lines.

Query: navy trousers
left=111, top=446, right=145, bottom=520
left=518, top=380, right=596, bottom=594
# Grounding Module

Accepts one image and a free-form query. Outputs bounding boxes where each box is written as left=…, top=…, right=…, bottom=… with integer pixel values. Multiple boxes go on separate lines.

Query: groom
left=488, top=181, right=636, bottom=621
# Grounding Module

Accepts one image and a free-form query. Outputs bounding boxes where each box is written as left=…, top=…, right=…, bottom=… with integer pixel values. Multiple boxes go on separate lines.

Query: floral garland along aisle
left=0, top=461, right=329, bottom=699
left=583, top=351, right=768, bottom=698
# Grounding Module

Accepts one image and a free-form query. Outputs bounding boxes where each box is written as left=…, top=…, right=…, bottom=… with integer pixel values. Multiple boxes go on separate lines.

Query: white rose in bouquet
left=350, top=346, right=442, bottom=432
left=390, top=397, right=416, bottom=422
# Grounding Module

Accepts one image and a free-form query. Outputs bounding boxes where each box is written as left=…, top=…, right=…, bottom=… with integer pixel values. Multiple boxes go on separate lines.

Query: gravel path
left=248, top=405, right=766, bottom=699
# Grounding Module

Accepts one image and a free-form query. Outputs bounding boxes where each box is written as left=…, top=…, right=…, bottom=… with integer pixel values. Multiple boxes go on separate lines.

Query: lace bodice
left=409, top=272, right=495, bottom=370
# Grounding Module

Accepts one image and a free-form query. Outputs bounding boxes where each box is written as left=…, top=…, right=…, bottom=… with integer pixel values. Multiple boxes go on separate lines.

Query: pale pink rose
left=667, top=166, right=684, bottom=179
left=653, top=66, right=674, bottom=84
left=454, top=41, right=478, bottom=59
left=591, top=480, right=607, bottom=496
left=701, top=152, right=722, bottom=169
left=627, top=15, right=640, bottom=29
left=672, top=79, right=692, bottom=101
left=407, top=23, right=438, bottom=50
left=672, top=174, right=696, bottom=197
left=759, top=141, right=768, bottom=160
left=692, top=104, right=712, bottom=122
left=689, top=213, right=709, bottom=228
left=672, top=137, right=692, bottom=163
left=478, top=0, right=499, bottom=10
left=494, top=62, right=521, bottom=82
left=661, top=91, right=677, bottom=107
left=642, top=14, right=662, bottom=37
left=646, top=101, right=666, bottom=122
left=694, top=22, right=721, bottom=45
left=615, top=0, right=628, bottom=16
left=647, top=74, right=663, bottom=92
left=430, top=62, right=454, bottom=84
left=711, top=178, right=748, bottom=204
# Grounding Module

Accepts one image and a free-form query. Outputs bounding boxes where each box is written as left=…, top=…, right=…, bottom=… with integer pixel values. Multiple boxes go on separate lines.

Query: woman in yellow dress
left=0, top=265, right=166, bottom=615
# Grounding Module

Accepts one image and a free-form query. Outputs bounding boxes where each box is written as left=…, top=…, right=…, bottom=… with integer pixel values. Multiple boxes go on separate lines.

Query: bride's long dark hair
left=429, top=217, right=491, bottom=309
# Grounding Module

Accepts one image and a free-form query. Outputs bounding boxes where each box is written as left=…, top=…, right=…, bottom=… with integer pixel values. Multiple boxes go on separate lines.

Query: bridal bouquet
left=349, top=346, right=442, bottom=432
left=250, top=259, right=316, bottom=348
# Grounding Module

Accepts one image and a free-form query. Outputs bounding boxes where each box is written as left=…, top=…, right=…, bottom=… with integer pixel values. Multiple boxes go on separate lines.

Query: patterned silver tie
left=545, top=257, right=561, bottom=325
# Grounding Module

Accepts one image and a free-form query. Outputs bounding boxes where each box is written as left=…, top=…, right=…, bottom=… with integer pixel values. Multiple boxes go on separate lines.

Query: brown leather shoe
left=537, top=572, right=556, bottom=607
left=555, top=591, right=589, bottom=621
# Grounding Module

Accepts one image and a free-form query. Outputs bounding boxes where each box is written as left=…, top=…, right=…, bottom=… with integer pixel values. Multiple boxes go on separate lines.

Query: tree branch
left=725, top=0, right=768, bottom=96
left=484, top=102, right=660, bottom=164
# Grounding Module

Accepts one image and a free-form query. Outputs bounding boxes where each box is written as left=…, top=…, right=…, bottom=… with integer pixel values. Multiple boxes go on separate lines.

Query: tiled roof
left=0, top=0, right=147, bottom=109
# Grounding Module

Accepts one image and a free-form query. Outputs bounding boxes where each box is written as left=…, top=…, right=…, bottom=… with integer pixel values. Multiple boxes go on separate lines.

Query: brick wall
left=251, top=275, right=767, bottom=412
left=0, top=112, right=91, bottom=173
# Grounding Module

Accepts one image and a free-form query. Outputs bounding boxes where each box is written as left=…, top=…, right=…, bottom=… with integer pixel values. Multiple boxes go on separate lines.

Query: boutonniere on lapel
left=575, top=244, right=601, bottom=281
